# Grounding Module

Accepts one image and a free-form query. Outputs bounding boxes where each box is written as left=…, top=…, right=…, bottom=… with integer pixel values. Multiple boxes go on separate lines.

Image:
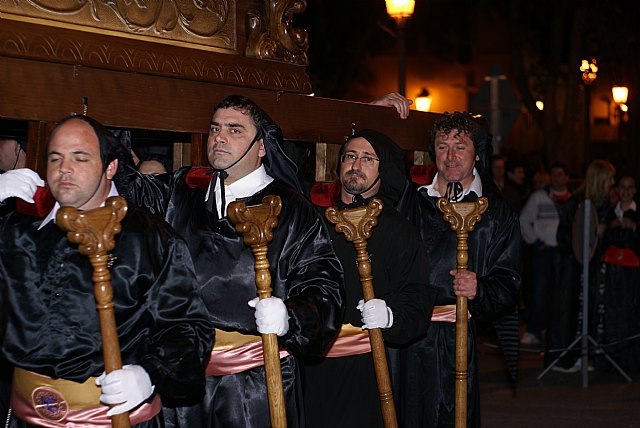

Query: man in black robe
left=0, top=134, right=44, bottom=426
left=397, top=112, right=521, bottom=427
left=0, top=115, right=213, bottom=427
left=129, top=95, right=344, bottom=428
left=303, top=129, right=436, bottom=427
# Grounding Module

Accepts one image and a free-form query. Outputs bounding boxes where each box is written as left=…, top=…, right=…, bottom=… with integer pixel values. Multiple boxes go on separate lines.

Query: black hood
left=339, top=129, right=408, bottom=207
left=259, top=118, right=303, bottom=193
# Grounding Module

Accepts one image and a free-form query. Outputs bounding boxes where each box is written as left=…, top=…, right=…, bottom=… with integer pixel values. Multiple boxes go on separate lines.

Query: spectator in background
left=502, top=158, right=528, bottom=212
left=547, top=159, right=615, bottom=373
left=519, top=162, right=571, bottom=346
left=491, top=155, right=506, bottom=191
left=596, top=175, right=640, bottom=373
left=138, top=154, right=171, bottom=175
left=0, top=136, right=26, bottom=173
left=531, top=170, right=551, bottom=192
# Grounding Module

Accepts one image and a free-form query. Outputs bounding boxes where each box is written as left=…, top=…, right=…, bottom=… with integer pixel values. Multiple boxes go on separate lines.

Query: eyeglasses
left=340, top=152, right=379, bottom=166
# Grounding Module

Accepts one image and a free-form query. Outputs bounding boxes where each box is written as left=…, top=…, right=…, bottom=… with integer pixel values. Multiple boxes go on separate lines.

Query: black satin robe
left=0, top=203, right=214, bottom=427
left=397, top=179, right=521, bottom=428
left=160, top=168, right=344, bottom=428
left=303, top=200, right=436, bottom=428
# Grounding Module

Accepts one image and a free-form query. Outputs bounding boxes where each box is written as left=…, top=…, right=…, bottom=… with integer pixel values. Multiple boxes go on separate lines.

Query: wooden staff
left=436, top=197, right=488, bottom=428
left=56, top=196, right=130, bottom=428
left=325, top=198, right=398, bottom=428
left=228, top=195, right=286, bottom=428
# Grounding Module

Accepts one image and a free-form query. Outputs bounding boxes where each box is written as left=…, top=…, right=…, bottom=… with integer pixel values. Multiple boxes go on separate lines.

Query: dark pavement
left=478, top=338, right=640, bottom=427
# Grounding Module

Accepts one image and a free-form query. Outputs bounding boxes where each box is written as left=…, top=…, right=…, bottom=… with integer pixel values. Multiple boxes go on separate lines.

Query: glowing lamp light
left=535, top=100, right=544, bottom=111
left=580, top=58, right=598, bottom=85
left=385, top=0, right=415, bottom=22
left=415, top=88, right=432, bottom=112
left=612, top=86, right=629, bottom=105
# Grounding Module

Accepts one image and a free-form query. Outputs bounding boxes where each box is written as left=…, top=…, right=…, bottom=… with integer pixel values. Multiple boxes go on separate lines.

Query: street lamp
left=580, top=58, right=598, bottom=85
left=385, top=0, right=415, bottom=96
left=579, top=58, right=598, bottom=165
left=612, top=85, right=629, bottom=142
left=415, top=87, right=432, bottom=112
left=612, top=86, right=629, bottom=105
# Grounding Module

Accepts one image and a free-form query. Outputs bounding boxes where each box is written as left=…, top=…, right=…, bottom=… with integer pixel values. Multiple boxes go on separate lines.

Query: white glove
left=0, top=168, right=44, bottom=203
left=357, top=299, right=394, bottom=329
left=248, top=296, right=290, bottom=336
left=96, top=364, right=154, bottom=416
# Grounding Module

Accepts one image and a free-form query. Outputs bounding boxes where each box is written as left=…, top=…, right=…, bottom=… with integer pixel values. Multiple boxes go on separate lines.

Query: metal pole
left=581, top=199, right=590, bottom=388
left=584, top=85, right=591, bottom=165
left=397, top=19, right=406, bottom=96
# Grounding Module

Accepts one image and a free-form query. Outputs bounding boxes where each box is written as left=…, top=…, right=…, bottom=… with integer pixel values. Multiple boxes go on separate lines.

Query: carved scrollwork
left=1, top=0, right=233, bottom=49
left=0, top=1, right=313, bottom=92
left=436, top=197, right=488, bottom=233
left=56, top=196, right=128, bottom=257
left=325, top=198, right=383, bottom=243
left=227, top=196, right=282, bottom=247
left=246, top=0, right=308, bottom=65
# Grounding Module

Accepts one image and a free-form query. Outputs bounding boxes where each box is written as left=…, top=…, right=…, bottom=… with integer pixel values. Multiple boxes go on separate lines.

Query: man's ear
left=105, top=158, right=118, bottom=180
left=257, top=140, right=266, bottom=158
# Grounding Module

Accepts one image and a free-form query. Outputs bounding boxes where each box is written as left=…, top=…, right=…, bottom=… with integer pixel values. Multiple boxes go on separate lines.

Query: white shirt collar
left=205, top=165, right=274, bottom=218
left=39, top=182, right=119, bottom=230
left=420, top=167, right=483, bottom=198
left=615, top=200, right=637, bottom=220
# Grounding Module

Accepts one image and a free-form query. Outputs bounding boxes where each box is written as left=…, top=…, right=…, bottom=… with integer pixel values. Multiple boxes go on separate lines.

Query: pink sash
left=206, top=329, right=290, bottom=376
left=431, top=304, right=471, bottom=323
left=11, top=385, right=161, bottom=427
left=324, top=324, right=371, bottom=358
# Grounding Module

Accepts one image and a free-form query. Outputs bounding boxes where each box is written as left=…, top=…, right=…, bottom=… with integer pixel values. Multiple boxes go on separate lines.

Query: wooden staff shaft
left=251, top=244, right=287, bottom=428
left=454, top=229, right=469, bottom=428
left=91, top=254, right=130, bottom=428
left=355, top=239, right=398, bottom=428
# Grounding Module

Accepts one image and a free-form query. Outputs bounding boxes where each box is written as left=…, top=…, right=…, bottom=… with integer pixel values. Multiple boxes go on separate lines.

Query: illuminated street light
left=580, top=58, right=598, bottom=85
left=579, top=58, right=598, bottom=164
left=612, top=85, right=629, bottom=142
left=386, top=0, right=415, bottom=96
left=415, top=87, right=432, bottom=112
left=612, top=86, right=629, bottom=105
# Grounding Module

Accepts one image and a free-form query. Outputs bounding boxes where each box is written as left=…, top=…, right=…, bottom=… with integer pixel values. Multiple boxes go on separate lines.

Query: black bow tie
left=445, top=181, right=464, bottom=202
left=206, top=169, right=229, bottom=217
